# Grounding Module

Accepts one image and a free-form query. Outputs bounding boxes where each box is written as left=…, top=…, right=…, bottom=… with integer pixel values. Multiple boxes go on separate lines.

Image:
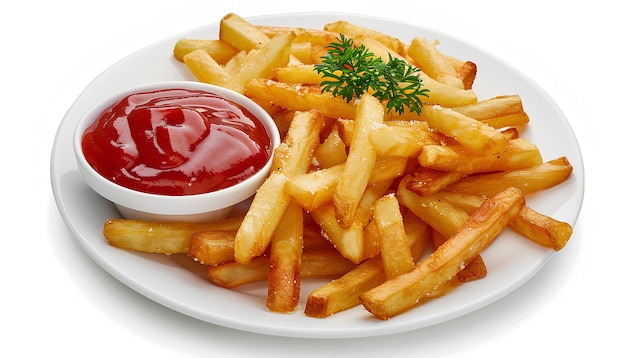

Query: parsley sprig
left=314, top=34, right=429, bottom=115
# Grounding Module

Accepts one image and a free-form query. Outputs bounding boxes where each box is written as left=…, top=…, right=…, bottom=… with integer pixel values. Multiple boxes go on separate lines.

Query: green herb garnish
left=314, top=34, right=429, bottom=115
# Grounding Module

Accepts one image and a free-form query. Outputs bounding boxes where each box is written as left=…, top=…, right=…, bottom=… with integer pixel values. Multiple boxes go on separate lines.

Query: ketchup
left=81, top=88, right=272, bottom=196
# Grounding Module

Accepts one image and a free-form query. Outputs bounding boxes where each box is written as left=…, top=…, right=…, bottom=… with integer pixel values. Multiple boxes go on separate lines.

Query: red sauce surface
left=82, top=88, right=272, bottom=196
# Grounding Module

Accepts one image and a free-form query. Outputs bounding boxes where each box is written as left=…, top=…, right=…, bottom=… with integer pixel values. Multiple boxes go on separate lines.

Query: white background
left=2, top=0, right=621, bottom=356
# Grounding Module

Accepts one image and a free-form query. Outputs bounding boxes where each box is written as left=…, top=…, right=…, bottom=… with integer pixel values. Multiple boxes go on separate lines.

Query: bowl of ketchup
left=73, top=81, right=281, bottom=222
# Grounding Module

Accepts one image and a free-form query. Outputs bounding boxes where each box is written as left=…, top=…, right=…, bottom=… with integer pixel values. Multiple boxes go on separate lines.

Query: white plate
left=50, top=12, right=584, bottom=338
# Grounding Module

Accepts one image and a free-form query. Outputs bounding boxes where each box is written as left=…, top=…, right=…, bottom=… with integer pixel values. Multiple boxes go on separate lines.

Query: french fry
left=235, top=110, right=323, bottom=263
left=333, top=94, right=384, bottom=227
left=445, top=156, right=573, bottom=197
left=420, top=104, right=507, bottom=154
left=182, top=49, right=231, bottom=87
left=267, top=201, right=304, bottom=313
left=408, top=37, right=465, bottom=89
left=367, top=156, right=408, bottom=185
left=209, top=250, right=356, bottom=289
left=234, top=172, right=291, bottom=263
left=271, top=109, right=323, bottom=176
left=431, top=228, right=487, bottom=282
left=309, top=203, right=364, bottom=263
left=352, top=35, right=405, bottom=63
left=404, top=167, right=465, bottom=197
left=188, top=230, right=238, bottom=266
left=174, top=38, right=238, bottom=64
left=509, top=206, right=572, bottom=251
left=245, top=79, right=357, bottom=119
left=284, top=164, right=344, bottom=212
left=256, top=25, right=339, bottom=47
left=373, top=194, right=414, bottom=279
left=368, top=121, right=436, bottom=157
left=418, top=138, right=543, bottom=174
left=103, top=217, right=243, bottom=254
left=378, top=71, right=478, bottom=111
left=360, top=187, right=525, bottom=319
left=452, top=95, right=530, bottom=129
left=423, top=191, right=485, bottom=214
left=226, top=31, right=295, bottom=93
left=219, top=13, right=271, bottom=51
left=274, top=64, right=324, bottom=84
left=209, top=255, right=269, bottom=288
left=397, top=177, right=469, bottom=239
left=417, top=73, right=478, bottom=107
left=323, top=20, right=406, bottom=56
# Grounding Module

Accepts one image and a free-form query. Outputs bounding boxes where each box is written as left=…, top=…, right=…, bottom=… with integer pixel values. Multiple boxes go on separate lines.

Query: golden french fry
left=431, top=228, right=487, bottom=282
left=219, top=13, right=270, bottom=51
left=452, top=95, right=530, bottom=129
left=360, top=187, right=525, bottom=319
left=208, top=255, right=269, bottom=288
left=209, top=250, right=356, bottom=289
left=227, top=31, right=295, bottom=93
left=174, top=38, right=238, bottom=64
left=274, top=64, right=324, bottom=84
left=333, top=94, right=384, bottom=227
left=509, top=206, right=572, bottom=251
left=103, top=217, right=243, bottom=254
left=188, top=230, right=239, bottom=266
left=305, top=255, right=386, bottom=318
left=446, top=156, right=573, bottom=197
left=418, top=138, right=543, bottom=174
left=245, top=79, right=357, bottom=119
left=323, top=20, right=406, bottom=56
left=352, top=35, right=405, bottom=63
left=234, top=172, right=291, bottom=263
left=271, top=109, right=323, bottom=176
left=397, top=177, right=469, bottom=239
left=419, top=104, right=507, bottom=154
left=182, top=49, right=231, bottom=87
left=309, top=203, right=364, bottom=263
left=256, top=25, right=339, bottom=46
left=408, top=37, right=465, bottom=89
left=404, top=167, right=465, bottom=197
left=284, top=164, right=344, bottom=212
left=418, top=73, right=478, bottom=107
left=368, top=121, right=436, bottom=157
left=267, top=201, right=304, bottom=313
left=368, top=156, right=408, bottom=185
left=425, top=191, right=485, bottom=214
left=373, top=195, right=414, bottom=279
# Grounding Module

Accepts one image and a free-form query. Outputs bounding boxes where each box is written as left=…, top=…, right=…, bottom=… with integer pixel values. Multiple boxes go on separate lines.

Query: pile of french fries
left=103, top=13, right=574, bottom=319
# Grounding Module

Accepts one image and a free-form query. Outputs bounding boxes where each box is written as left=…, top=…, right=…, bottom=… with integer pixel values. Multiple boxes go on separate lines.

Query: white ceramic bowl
left=73, top=81, right=280, bottom=223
